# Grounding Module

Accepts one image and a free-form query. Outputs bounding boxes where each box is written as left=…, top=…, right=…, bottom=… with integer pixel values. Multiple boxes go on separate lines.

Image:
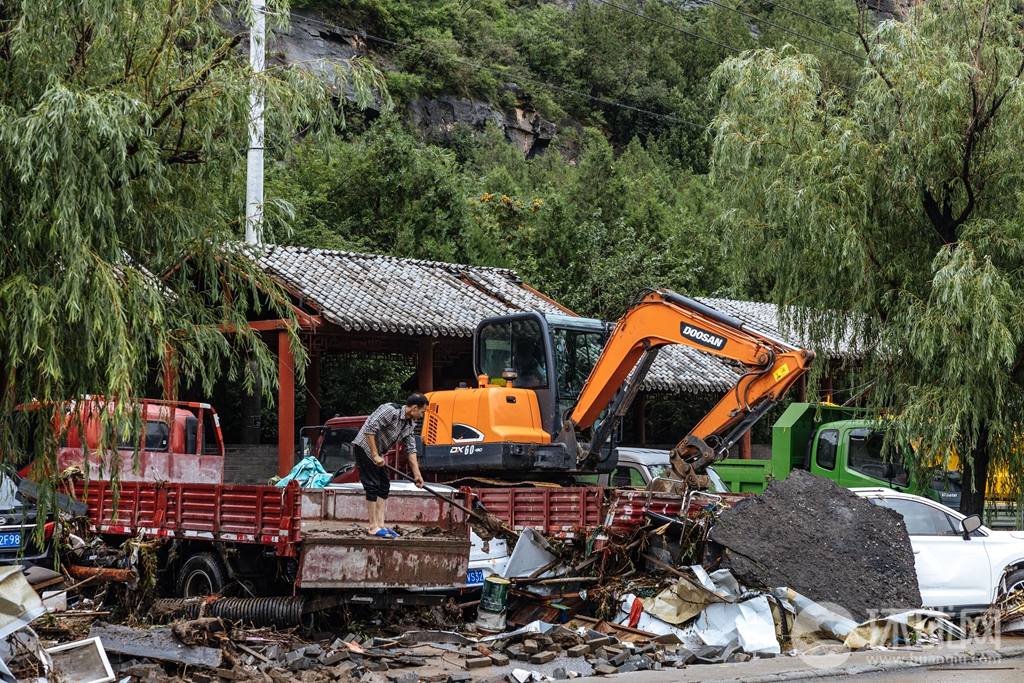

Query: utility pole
left=243, top=0, right=265, bottom=445
left=245, top=0, right=265, bottom=244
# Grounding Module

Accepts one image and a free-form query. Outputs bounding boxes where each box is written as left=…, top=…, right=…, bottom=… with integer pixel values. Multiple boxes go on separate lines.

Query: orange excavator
left=419, top=289, right=814, bottom=481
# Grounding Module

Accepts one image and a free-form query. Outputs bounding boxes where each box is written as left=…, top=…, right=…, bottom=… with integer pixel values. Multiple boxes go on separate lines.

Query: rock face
left=409, top=95, right=557, bottom=157
left=703, top=469, right=922, bottom=622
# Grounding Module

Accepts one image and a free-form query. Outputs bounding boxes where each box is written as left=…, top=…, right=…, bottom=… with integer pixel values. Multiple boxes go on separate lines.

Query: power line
left=758, top=0, right=860, bottom=38
left=699, top=0, right=865, bottom=60
left=293, top=14, right=708, bottom=130
left=596, top=0, right=858, bottom=92
left=591, top=0, right=743, bottom=55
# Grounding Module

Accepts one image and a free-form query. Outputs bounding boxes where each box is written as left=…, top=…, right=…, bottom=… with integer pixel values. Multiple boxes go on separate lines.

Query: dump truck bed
left=73, top=480, right=472, bottom=589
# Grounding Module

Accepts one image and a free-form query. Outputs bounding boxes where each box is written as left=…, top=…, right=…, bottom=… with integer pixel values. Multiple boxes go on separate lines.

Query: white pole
left=245, top=0, right=266, bottom=244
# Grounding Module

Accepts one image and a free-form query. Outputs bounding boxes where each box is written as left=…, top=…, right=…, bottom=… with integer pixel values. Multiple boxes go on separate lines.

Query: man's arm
left=403, top=434, right=423, bottom=486
left=365, top=434, right=385, bottom=467
left=407, top=450, right=424, bottom=487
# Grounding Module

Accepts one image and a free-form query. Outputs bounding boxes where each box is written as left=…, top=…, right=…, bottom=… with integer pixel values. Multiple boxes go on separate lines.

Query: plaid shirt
left=353, top=403, right=418, bottom=457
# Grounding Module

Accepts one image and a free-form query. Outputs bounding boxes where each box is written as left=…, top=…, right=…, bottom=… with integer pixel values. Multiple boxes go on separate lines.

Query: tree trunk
left=960, top=423, right=990, bottom=517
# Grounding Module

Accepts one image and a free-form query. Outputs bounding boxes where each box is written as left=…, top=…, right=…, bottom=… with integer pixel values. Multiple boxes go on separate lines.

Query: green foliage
left=273, top=116, right=728, bottom=320
left=711, top=0, right=1024, bottom=510
left=267, top=116, right=477, bottom=261
left=0, top=0, right=382, bottom=488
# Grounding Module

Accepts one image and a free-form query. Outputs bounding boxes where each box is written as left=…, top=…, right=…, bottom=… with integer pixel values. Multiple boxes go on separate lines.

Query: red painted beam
left=418, top=337, right=434, bottom=393
left=279, top=331, right=295, bottom=477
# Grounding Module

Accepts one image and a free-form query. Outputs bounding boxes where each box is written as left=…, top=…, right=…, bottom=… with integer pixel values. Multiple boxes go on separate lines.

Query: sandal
left=385, top=528, right=399, bottom=538
left=374, top=529, right=393, bottom=538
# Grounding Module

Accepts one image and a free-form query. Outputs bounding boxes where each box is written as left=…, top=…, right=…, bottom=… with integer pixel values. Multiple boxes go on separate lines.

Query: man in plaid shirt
left=352, top=393, right=429, bottom=538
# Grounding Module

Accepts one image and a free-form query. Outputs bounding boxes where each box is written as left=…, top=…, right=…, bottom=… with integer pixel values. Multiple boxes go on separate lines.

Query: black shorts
left=353, top=444, right=390, bottom=501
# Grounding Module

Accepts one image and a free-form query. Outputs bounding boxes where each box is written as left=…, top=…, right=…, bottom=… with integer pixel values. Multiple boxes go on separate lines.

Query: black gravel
left=703, top=469, right=922, bottom=622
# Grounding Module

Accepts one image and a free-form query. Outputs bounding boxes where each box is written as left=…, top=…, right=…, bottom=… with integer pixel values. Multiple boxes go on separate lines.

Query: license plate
left=466, top=569, right=484, bottom=585
left=0, top=533, right=20, bottom=549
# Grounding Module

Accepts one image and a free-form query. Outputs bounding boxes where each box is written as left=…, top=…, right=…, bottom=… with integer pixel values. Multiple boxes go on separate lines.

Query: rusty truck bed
left=73, top=481, right=472, bottom=589
left=472, top=486, right=748, bottom=536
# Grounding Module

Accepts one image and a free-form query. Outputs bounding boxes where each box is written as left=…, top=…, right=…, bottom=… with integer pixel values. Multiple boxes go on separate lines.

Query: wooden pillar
left=278, top=331, right=295, bottom=477
left=796, top=375, right=807, bottom=403
left=305, top=354, right=321, bottom=427
left=418, top=337, right=434, bottom=394
left=162, top=345, right=177, bottom=401
left=739, top=430, right=752, bottom=460
left=634, top=397, right=646, bottom=445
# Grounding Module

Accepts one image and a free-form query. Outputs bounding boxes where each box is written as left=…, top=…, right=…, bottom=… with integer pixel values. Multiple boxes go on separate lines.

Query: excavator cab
left=420, top=312, right=614, bottom=476
left=475, top=313, right=606, bottom=433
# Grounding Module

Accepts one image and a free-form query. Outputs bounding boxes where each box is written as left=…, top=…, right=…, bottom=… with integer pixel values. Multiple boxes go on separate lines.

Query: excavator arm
left=556, top=290, right=814, bottom=476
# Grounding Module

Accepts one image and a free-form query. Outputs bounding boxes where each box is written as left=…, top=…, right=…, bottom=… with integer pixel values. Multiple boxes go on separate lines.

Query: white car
left=854, top=488, right=1024, bottom=612
left=575, top=447, right=731, bottom=493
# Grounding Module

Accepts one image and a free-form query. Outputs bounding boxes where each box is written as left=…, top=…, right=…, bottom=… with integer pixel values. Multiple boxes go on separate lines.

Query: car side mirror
left=961, top=514, right=982, bottom=540
left=301, top=436, right=312, bottom=459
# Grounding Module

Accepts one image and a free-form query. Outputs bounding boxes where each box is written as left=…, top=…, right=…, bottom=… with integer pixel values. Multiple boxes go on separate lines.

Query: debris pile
left=0, top=471, right=995, bottom=681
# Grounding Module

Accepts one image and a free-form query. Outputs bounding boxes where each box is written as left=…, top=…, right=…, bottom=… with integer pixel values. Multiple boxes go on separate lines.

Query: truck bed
left=73, top=480, right=472, bottom=589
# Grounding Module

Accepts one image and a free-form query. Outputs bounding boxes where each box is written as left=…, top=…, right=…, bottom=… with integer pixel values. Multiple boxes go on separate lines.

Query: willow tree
left=710, top=0, right=1024, bottom=515
left=0, top=1, right=386, bottom=491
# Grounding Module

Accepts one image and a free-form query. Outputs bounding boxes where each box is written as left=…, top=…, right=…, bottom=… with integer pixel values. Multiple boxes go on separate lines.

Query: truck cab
left=768, top=402, right=961, bottom=508
left=53, top=399, right=225, bottom=485
left=803, top=417, right=961, bottom=509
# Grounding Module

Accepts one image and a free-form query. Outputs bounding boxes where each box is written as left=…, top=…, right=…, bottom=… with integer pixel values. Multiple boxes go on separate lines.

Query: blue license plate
left=0, top=533, right=20, bottom=549
left=466, top=569, right=484, bottom=585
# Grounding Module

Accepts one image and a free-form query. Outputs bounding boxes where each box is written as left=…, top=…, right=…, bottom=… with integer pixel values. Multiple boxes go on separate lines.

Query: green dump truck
left=712, top=402, right=962, bottom=510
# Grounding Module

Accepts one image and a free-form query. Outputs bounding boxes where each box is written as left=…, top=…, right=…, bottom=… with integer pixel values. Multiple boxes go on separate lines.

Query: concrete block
left=567, top=645, right=589, bottom=658
left=593, top=664, right=617, bottom=676
left=529, top=652, right=554, bottom=665
left=489, top=653, right=510, bottom=667
left=466, top=657, right=492, bottom=669
left=323, top=650, right=351, bottom=666
left=523, top=640, right=540, bottom=654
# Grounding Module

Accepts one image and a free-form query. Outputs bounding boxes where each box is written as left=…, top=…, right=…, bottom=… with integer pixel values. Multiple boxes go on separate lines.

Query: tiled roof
left=257, top=246, right=568, bottom=337
left=255, top=247, right=843, bottom=394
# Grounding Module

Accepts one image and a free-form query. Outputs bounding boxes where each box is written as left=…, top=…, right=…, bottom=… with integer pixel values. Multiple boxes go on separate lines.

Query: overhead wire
left=595, top=0, right=858, bottom=92
left=758, top=0, right=860, bottom=38
left=697, top=0, right=865, bottom=60
left=292, top=14, right=708, bottom=130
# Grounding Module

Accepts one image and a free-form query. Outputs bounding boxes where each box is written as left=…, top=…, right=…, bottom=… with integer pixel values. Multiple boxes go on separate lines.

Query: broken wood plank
left=89, top=621, right=222, bottom=668
left=235, top=643, right=270, bottom=664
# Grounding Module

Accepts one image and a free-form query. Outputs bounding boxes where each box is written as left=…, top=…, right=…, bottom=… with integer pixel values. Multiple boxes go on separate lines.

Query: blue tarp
left=275, top=456, right=333, bottom=489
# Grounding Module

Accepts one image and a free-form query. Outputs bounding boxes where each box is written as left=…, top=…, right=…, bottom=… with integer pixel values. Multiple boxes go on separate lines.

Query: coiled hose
left=170, top=596, right=311, bottom=628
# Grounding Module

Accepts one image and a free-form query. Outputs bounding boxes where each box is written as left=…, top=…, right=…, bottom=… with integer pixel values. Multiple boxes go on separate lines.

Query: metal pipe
left=66, top=565, right=138, bottom=584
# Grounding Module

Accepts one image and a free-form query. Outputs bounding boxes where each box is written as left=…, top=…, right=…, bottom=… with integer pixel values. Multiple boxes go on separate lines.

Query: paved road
left=791, top=657, right=1024, bottom=683
left=567, top=637, right=1024, bottom=683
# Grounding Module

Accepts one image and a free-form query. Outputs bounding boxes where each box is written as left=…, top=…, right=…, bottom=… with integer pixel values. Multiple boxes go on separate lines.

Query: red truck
left=31, top=400, right=470, bottom=609
left=50, top=402, right=738, bottom=608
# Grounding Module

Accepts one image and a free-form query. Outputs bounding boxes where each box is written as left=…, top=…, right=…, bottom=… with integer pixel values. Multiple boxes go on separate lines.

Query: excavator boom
left=559, top=290, right=814, bottom=472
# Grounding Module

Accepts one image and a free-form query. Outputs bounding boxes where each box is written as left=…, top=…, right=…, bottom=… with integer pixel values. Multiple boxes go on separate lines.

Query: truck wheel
left=177, top=552, right=226, bottom=598
left=1002, top=568, right=1024, bottom=597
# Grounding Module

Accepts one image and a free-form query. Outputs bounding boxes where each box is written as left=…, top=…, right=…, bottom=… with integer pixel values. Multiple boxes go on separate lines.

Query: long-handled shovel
left=381, top=463, right=519, bottom=541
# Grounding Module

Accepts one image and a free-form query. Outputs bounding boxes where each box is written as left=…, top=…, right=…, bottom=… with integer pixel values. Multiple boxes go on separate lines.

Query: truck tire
left=177, top=552, right=226, bottom=598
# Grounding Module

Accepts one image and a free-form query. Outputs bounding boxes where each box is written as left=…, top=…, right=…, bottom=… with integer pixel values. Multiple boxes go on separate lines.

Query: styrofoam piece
left=45, top=636, right=115, bottom=683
